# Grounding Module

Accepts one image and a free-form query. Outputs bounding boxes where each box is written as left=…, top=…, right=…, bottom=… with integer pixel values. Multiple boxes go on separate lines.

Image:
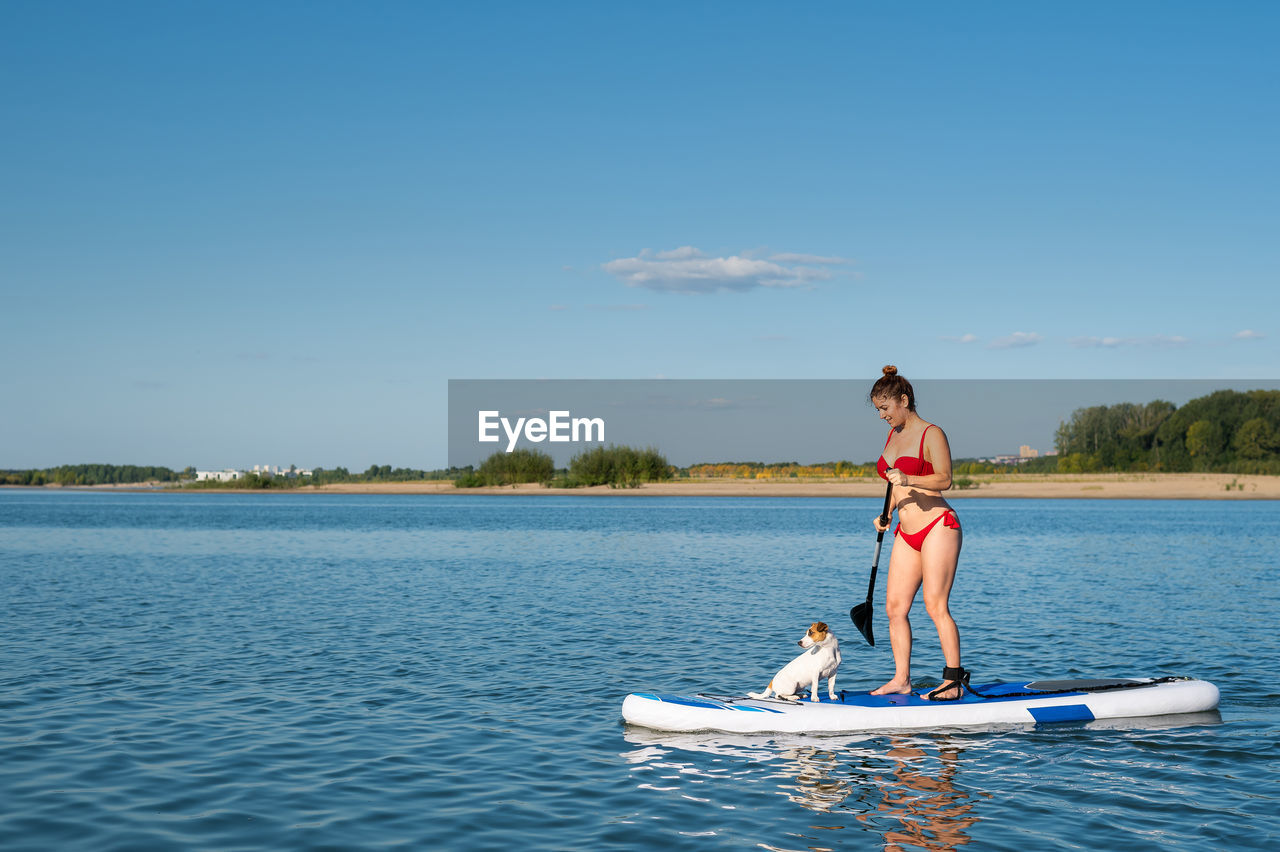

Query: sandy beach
left=21, top=472, right=1273, bottom=499
left=294, top=473, right=1280, bottom=500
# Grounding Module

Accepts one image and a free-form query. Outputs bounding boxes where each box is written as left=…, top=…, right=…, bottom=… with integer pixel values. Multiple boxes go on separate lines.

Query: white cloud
left=1234, top=329, right=1266, bottom=340
left=653, top=246, right=704, bottom=260
left=603, top=246, right=847, bottom=293
left=1068, top=336, right=1126, bottom=348
left=1069, top=335, right=1191, bottom=349
left=767, top=253, right=850, bottom=265
left=942, top=333, right=978, bottom=344
left=987, top=332, right=1042, bottom=349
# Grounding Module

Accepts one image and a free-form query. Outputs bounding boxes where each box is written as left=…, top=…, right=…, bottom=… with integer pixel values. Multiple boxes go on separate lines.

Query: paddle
left=850, top=479, right=894, bottom=646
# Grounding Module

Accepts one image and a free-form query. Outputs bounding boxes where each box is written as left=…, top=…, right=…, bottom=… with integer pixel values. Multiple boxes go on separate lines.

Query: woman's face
left=873, top=394, right=912, bottom=428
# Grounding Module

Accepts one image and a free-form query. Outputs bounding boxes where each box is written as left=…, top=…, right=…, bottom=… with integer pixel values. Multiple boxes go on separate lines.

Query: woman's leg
left=870, top=540, right=923, bottom=695
left=920, top=525, right=963, bottom=699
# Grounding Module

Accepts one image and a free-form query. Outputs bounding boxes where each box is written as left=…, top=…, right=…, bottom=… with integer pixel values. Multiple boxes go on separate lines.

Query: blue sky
left=2, top=2, right=1276, bottom=470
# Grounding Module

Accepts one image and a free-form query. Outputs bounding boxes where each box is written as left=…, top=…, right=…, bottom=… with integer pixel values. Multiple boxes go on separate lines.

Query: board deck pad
left=689, top=678, right=1154, bottom=707
left=1023, top=678, right=1141, bottom=691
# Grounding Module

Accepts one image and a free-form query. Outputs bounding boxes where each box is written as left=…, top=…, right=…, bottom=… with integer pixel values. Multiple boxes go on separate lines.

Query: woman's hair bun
left=870, top=364, right=915, bottom=411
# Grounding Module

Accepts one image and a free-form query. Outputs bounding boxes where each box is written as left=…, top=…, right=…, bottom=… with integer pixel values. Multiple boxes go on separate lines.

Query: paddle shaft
left=863, top=480, right=894, bottom=601
left=851, top=478, right=896, bottom=644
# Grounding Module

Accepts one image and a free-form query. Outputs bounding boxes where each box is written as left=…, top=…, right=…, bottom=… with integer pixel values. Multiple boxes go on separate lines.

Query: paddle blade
left=850, top=602, right=875, bottom=646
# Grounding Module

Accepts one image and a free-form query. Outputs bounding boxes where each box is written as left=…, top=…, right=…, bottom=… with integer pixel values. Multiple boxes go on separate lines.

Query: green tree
left=1054, top=400, right=1174, bottom=469
left=568, top=445, right=671, bottom=487
left=1185, top=420, right=1223, bottom=463
left=458, top=448, right=556, bottom=486
left=1156, top=389, right=1280, bottom=471
left=1234, top=417, right=1276, bottom=459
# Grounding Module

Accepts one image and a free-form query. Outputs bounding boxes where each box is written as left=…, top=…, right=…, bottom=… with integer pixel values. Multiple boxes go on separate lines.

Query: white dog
left=748, top=621, right=842, bottom=702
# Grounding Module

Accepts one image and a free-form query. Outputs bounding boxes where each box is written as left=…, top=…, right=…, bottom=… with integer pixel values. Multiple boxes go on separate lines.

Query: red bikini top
left=877, top=424, right=936, bottom=480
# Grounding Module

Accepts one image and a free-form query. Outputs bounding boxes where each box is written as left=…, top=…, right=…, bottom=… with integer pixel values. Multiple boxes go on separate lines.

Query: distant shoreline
left=8, top=472, right=1278, bottom=499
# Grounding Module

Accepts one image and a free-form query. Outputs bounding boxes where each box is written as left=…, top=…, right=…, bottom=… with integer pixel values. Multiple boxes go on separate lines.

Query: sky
left=2, top=1, right=1277, bottom=470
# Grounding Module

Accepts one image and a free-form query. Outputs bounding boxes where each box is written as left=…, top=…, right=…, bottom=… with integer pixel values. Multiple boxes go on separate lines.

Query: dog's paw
left=746, top=691, right=768, bottom=700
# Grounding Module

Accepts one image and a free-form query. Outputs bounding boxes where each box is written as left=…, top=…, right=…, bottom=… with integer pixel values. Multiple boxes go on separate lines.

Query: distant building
left=196, top=469, right=243, bottom=482
left=250, top=464, right=312, bottom=478
left=978, top=446, right=1043, bottom=465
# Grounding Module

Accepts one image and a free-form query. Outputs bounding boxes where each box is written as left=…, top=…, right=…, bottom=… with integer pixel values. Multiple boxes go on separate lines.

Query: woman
left=867, top=365, right=968, bottom=701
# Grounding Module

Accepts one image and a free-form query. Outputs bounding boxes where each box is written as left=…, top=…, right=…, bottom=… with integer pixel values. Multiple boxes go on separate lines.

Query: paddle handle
left=878, top=476, right=894, bottom=527
left=864, top=480, right=894, bottom=600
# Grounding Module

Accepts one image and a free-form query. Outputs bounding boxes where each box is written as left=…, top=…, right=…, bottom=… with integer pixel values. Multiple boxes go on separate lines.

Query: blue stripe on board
left=1028, top=704, right=1096, bottom=724
left=655, top=695, right=726, bottom=710
left=644, top=694, right=784, bottom=713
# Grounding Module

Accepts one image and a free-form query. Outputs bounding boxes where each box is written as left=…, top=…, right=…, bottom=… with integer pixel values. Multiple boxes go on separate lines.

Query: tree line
left=186, top=465, right=470, bottom=489
left=309, top=465, right=461, bottom=485
left=0, top=464, right=472, bottom=489
left=683, top=460, right=878, bottom=479
left=0, top=464, right=189, bottom=486
left=1051, top=389, right=1280, bottom=474
left=455, top=445, right=673, bottom=489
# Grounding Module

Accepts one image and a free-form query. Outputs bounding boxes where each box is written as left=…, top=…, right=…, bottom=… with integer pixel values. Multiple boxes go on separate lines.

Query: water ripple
left=2, top=493, right=1278, bottom=850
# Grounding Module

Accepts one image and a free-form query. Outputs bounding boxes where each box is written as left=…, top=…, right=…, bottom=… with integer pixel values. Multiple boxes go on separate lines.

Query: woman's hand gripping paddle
left=850, top=479, right=894, bottom=646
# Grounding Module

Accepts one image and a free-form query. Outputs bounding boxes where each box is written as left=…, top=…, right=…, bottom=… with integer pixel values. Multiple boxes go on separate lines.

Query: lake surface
left=1, top=491, right=1277, bottom=850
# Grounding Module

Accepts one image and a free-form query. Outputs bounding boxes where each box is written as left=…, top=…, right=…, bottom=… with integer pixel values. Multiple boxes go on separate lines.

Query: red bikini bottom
left=895, top=510, right=960, bottom=552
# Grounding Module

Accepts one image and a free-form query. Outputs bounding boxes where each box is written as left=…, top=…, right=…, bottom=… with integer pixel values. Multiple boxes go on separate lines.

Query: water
left=1, top=491, right=1277, bottom=850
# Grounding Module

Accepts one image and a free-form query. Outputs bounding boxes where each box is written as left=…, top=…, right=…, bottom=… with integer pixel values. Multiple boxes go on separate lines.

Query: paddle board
left=621, top=677, right=1219, bottom=733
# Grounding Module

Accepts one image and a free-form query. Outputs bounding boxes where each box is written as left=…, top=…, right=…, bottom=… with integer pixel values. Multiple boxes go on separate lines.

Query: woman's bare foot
left=922, top=679, right=963, bottom=701
left=870, top=679, right=913, bottom=696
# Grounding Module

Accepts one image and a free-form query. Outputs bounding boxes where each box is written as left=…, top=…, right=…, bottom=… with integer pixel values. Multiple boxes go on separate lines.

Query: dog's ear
left=814, top=621, right=829, bottom=634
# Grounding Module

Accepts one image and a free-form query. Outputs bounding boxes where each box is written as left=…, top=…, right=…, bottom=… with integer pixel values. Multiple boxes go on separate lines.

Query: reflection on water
left=623, top=710, right=1221, bottom=850
left=623, top=728, right=984, bottom=849
left=769, top=739, right=982, bottom=850
left=866, top=742, right=982, bottom=851
left=776, top=745, right=856, bottom=813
